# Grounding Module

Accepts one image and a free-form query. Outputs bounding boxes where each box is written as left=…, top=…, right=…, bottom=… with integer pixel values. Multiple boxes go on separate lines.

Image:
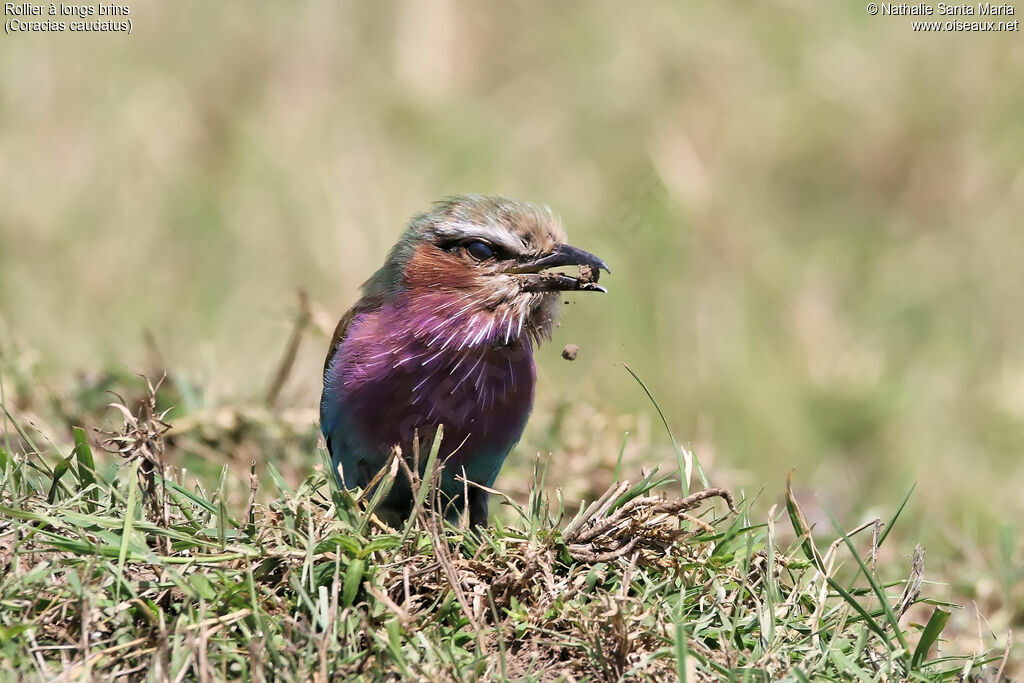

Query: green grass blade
left=674, top=597, right=689, bottom=683
left=878, top=483, right=915, bottom=549
left=217, top=464, right=229, bottom=550
left=162, top=476, right=218, bottom=514
left=116, top=459, right=141, bottom=601
left=72, top=427, right=97, bottom=507
left=824, top=575, right=892, bottom=647
left=266, top=462, right=295, bottom=498
left=401, top=426, right=443, bottom=541
left=613, top=432, right=628, bottom=482
left=342, top=557, right=364, bottom=608
left=0, top=402, right=44, bottom=466
left=911, top=607, right=950, bottom=669
left=826, top=508, right=910, bottom=653
left=46, top=454, right=73, bottom=503
left=356, top=464, right=397, bottom=537
left=624, top=363, right=709, bottom=495
left=827, top=647, right=873, bottom=682
left=785, top=471, right=825, bottom=572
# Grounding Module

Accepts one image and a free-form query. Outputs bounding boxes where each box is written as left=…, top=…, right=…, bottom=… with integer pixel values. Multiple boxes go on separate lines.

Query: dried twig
left=563, top=485, right=734, bottom=564
left=265, top=289, right=312, bottom=408
left=98, top=375, right=172, bottom=548
left=896, top=544, right=925, bottom=618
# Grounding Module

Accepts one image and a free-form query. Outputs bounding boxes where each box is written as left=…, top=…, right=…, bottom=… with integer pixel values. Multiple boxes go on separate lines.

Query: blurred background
left=2, top=1, right=1022, bottom=616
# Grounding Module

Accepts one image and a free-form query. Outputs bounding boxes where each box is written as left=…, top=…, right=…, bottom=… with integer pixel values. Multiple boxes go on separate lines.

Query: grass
left=0, top=373, right=1012, bottom=681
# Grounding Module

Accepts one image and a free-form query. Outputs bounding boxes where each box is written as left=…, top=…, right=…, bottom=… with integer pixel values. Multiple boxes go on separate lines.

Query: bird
left=320, top=195, right=608, bottom=527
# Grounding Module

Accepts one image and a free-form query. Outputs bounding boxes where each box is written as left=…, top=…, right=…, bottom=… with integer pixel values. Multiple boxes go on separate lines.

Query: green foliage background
left=1, top=2, right=1022, bottom=571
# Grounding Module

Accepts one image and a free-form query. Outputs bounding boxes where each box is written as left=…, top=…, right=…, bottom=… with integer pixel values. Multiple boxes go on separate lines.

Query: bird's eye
left=465, top=240, right=495, bottom=261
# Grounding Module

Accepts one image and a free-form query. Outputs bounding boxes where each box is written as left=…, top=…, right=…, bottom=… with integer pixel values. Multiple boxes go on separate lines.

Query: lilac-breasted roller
left=320, top=195, right=608, bottom=526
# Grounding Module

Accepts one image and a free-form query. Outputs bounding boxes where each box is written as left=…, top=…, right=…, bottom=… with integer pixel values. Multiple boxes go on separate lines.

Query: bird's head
left=363, top=195, right=609, bottom=346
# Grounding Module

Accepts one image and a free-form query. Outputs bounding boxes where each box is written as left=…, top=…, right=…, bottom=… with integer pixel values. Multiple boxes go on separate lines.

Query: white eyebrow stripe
left=430, top=222, right=530, bottom=256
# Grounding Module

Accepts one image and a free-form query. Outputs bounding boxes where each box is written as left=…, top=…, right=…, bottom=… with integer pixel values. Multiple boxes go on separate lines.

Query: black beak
left=511, top=243, right=610, bottom=293
left=525, top=244, right=610, bottom=274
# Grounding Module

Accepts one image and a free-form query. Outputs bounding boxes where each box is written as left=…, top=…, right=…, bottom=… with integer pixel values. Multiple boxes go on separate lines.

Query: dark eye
left=465, top=240, right=495, bottom=261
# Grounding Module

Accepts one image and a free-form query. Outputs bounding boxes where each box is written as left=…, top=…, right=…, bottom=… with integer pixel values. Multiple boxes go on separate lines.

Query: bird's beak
left=508, top=243, right=610, bottom=293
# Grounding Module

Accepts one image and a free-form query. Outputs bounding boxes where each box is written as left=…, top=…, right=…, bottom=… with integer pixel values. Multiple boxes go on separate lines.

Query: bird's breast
left=322, top=297, right=537, bottom=483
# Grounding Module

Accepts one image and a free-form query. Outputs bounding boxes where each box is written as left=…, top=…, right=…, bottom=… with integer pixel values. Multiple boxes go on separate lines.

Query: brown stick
left=265, top=289, right=312, bottom=408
